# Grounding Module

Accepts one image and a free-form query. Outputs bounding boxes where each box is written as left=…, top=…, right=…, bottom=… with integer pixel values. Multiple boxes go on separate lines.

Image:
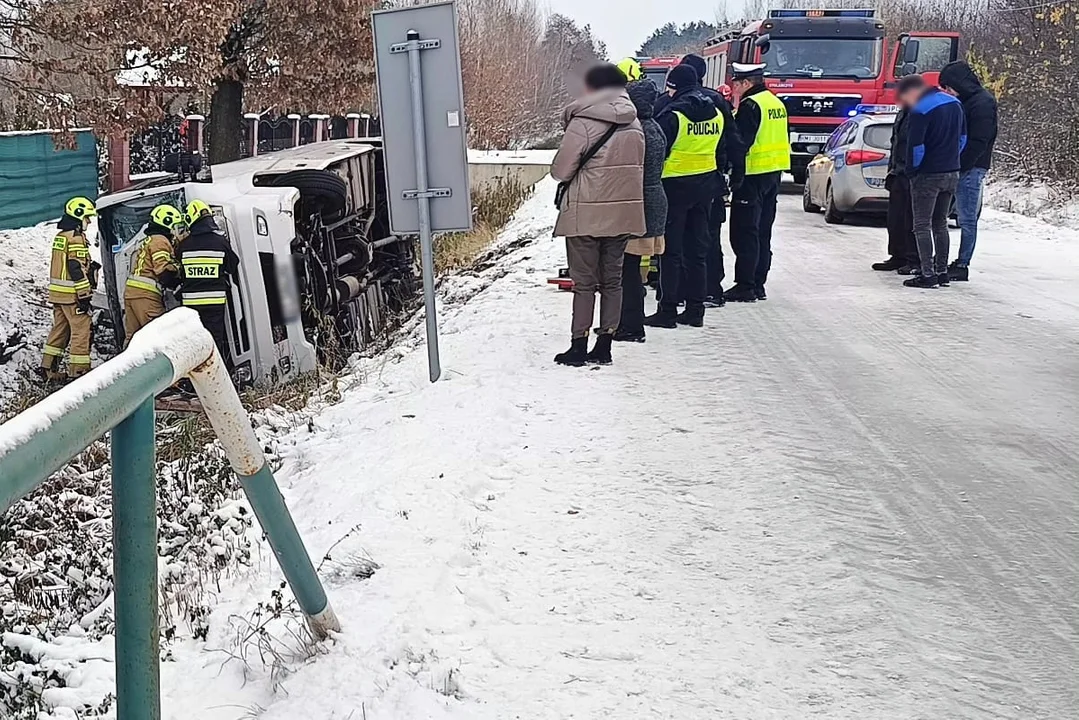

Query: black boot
left=903, top=274, right=939, bottom=289
left=948, top=261, right=969, bottom=282
left=554, top=337, right=589, bottom=366
left=872, top=257, right=905, bottom=271
left=643, top=307, right=678, bottom=329
left=723, top=284, right=757, bottom=303
left=896, top=264, right=919, bottom=276
left=755, top=286, right=768, bottom=301
left=937, top=273, right=951, bottom=287
left=704, top=284, right=726, bottom=308
left=613, top=327, right=646, bottom=343
left=676, top=308, right=705, bottom=327
left=587, top=334, right=614, bottom=365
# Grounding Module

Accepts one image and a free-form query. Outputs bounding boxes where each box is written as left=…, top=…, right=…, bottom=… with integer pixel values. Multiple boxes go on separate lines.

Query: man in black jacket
left=178, top=199, right=241, bottom=373
left=724, top=63, right=788, bottom=303
left=646, top=64, right=732, bottom=328
left=662, top=54, right=746, bottom=306
left=940, top=61, right=998, bottom=282
left=874, top=106, right=920, bottom=273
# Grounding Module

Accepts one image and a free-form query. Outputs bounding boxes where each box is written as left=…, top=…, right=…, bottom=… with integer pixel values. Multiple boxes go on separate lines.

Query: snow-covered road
left=164, top=182, right=1078, bottom=719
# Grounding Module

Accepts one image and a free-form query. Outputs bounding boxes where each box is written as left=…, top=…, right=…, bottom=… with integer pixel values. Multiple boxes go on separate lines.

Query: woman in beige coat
left=551, top=63, right=646, bottom=367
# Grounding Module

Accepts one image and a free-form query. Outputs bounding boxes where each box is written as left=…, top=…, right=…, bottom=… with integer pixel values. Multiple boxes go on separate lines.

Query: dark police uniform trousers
left=730, top=171, right=782, bottom=290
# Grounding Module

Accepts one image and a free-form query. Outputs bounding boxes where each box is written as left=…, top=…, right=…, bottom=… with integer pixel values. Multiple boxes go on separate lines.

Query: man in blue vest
left=646, top=65, right=736, bottom=328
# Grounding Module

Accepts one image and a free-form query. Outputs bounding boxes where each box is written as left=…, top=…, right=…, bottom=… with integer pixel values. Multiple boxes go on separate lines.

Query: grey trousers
left=910, top=172, right=959, bottom=278
left=566, top=235, right=628, bottom=339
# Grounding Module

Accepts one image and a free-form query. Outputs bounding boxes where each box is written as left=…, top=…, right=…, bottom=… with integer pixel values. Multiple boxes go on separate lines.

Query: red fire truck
left=701, top=9, right=960, bottom=184
left=638, top=56, right=682, bottom=90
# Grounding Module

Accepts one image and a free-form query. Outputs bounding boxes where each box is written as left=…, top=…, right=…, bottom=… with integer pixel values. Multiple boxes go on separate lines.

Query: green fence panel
left=0, top=130, right=98, bottom=231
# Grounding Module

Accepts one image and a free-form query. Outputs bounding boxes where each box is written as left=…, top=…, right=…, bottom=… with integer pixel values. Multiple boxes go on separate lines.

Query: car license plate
left=797, top=134, right=831, bottom=144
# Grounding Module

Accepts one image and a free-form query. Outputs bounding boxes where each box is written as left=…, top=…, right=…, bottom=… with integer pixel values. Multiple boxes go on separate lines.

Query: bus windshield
left=761, top=37, right=883, bottom=79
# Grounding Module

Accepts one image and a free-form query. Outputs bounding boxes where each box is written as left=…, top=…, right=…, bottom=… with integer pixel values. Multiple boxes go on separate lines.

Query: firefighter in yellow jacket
left=123, top=204, right=183, bottom=345
left=38, top=197, right=97, bottom=381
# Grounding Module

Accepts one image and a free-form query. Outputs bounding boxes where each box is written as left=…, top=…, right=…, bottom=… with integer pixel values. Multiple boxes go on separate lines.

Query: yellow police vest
left=662, top=111, right=724, bottom=179
left=742, top=90, right=791, bottom=175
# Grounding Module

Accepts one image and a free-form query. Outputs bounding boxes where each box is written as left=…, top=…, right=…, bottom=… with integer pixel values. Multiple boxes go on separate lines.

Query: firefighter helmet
left=185, top=199, right=212, bottom=225
left=150, top=204, right=185, bottom=231
left=616, top=57, right=643, bottom=82
left=65, top=196, right=97, bottom=220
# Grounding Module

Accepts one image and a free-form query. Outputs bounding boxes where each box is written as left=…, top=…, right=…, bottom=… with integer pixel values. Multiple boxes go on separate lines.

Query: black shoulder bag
left=554, top=123, right=621, bottom=209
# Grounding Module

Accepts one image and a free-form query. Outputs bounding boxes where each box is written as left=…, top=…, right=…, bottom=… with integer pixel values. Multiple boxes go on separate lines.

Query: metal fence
left=0, top=309, right=339, bottom=720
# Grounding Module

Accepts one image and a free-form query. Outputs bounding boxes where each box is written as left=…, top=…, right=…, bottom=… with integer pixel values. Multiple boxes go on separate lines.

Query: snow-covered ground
left=154, top=181, right=1079, bottom=718
left=0, top=224, right=58, bottom=390
left=3, top=180, right=1077, bottom=718
left=0, top=220, right=101, bottom=396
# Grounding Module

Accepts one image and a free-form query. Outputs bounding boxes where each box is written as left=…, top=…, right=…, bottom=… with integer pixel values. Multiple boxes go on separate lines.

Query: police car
left=803, top=106, right=896, bottom=223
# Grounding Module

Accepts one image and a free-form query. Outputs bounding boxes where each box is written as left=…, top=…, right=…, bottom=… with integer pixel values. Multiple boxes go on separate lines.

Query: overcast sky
left=545, top=0, right=736, bottom=59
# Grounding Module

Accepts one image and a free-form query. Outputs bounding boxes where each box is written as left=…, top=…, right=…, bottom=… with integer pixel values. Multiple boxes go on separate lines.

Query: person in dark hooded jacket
left=646, top=64, right=730, bottom=328
left=616, top=79, right=668, bottom=342
left=659, top=54, right=745, bottom=305
left=939, top=61, right=998, bottom=281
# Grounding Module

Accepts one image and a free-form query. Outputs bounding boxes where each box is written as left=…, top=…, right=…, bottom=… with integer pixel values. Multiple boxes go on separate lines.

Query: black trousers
left=886, top=174, right=919, bottom=265
left=707, top=195, right=727, bottom=297
left=196, top=305, right=233, bottom=373
left=619, top=253, right=646, bottom=334
left=660, top=179, right=713, bottom=313
left=729, top=172, right=781, bottom=289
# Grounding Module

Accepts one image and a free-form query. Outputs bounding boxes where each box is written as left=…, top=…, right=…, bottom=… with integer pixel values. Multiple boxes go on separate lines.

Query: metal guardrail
left=0, top=308, right=339, bottom=720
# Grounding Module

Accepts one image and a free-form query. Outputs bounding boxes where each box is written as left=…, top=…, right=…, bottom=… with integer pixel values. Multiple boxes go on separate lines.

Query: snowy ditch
left=0, top=180, right=551, bottom=718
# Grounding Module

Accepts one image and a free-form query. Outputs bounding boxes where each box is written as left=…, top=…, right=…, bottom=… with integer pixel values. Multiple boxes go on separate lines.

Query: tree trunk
left=207, top=78, right=244, bottom=165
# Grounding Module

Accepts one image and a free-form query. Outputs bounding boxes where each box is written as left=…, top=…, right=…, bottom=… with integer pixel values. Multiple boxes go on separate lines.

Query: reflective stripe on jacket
left=181, top=290, right=227, bottom=306
left=742, top=91, right=791, bottom=175
left=125, top=233, right=177, bottom=301
left=176, top=217, right=239, bottom=309
left=662, top=111, right=724, bottom=179
left=48, top=229, right=92, bottom=304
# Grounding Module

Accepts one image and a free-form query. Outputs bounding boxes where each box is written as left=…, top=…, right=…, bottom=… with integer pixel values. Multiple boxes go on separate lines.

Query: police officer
left=123, top=204, right=183, bottom=345
left=177, top=199, right=240, bottom=373
left=655, top=55, right=745, bottom=307
left=725, top=63, right=789, bottom=303
left=38, top=197, right=97, bottom=382
left=646, top=64, right=737, bottom=329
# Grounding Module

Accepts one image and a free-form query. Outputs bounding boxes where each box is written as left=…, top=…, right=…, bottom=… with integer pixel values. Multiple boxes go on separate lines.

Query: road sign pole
left=405, top=29, right=441, bottom=383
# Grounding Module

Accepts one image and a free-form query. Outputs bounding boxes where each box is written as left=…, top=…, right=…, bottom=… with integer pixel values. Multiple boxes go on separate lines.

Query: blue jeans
left=956, top=167, right=988, bottom=266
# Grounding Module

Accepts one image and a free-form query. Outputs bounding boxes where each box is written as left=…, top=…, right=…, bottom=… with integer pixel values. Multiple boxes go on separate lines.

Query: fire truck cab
left=638, top=56, right=682, bottom=91
left=702, top=9, right=960, bottom=183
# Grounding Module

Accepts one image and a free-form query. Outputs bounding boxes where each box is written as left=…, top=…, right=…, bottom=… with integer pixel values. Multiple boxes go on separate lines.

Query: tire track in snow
left=718, top=195, right=1079, bottom=718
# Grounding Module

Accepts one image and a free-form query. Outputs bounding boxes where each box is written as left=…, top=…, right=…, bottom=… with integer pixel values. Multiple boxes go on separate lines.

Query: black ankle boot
left=643, top=307, right=678, bottom=328
left=554, top=337, right=589, bottom=366
left=676, top=308, right=705, bottom=327
left=587, top=334, right=614, bottom=365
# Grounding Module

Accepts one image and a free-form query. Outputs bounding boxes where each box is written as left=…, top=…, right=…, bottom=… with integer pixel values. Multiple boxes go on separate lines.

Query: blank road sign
left=372, top=1, right=472, bottom=235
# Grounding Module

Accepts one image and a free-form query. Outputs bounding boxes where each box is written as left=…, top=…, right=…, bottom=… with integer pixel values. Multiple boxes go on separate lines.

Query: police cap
left=731, top=62, right=767, bottom=81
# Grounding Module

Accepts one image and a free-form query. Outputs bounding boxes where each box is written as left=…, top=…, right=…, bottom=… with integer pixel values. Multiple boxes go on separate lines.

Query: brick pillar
left=184, top=114, right=205, bottom=154
left=288, top=114, right=301, bottom=147
left=310, top=114, right=329, bottom=142
left=244, top=113, right=260, bottom=156
left=347, top=113, right=361, bottom=138
left=108, top=131, right=131, bottom=192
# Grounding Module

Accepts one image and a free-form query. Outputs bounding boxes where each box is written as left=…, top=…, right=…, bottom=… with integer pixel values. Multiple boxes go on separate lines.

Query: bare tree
left=6, top=0, right=380, bottom=161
